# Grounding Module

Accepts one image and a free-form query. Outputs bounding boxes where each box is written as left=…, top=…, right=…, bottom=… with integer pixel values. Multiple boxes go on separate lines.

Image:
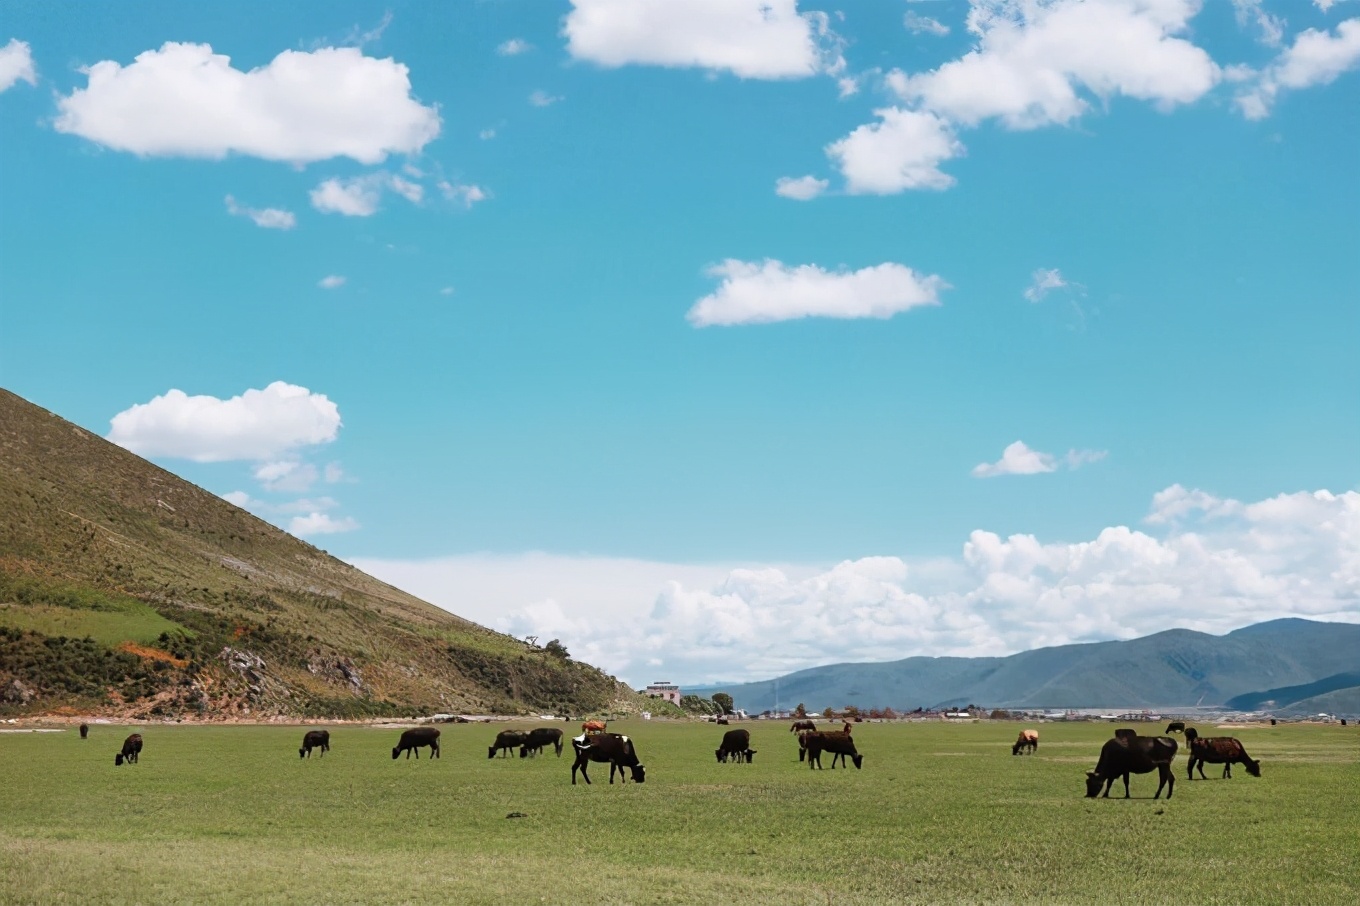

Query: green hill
left=692, top=619, right=1360, bottom=712
left=1224, top=671, right=1360, bottom=711
left=0, top=389, right=642, bottom=719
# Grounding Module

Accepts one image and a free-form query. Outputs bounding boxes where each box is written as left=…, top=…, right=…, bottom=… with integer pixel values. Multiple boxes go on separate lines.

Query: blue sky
left=2, top=1, right=1357, bottom=687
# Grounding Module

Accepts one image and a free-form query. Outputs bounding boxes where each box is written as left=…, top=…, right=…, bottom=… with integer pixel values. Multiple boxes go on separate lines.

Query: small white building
left=645, top=681, right=682, bottom=705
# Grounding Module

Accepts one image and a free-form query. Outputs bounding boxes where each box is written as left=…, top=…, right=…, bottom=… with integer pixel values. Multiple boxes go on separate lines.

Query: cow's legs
left=1121, top=773, right=1131, bottom=798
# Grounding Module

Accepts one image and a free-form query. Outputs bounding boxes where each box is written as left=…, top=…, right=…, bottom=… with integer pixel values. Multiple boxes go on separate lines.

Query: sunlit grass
left=1, top=721, right=1355, bottom=904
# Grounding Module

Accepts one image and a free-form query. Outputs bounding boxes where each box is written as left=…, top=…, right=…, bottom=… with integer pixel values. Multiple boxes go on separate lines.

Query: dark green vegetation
left=692, top=618, right=1360, bottom=712
left=0, top=389, right=641, bottom=718
left=1, top=721, right=1355, bottom=904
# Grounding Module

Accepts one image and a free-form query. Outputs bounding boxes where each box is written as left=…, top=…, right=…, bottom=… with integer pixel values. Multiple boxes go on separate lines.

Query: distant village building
left=645, top=681, right=681, bottom=705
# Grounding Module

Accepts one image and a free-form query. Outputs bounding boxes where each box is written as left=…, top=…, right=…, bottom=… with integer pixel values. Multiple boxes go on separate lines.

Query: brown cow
left=114, top=733, right=142, bottom=766
left=571, top=732, right=645, bottom=784
left=804, top=731, right=862, bottom=770
left=392, top=727, right=440, bottom=760
left=1012, top=729, right=1039, bottom=755
left=798, top=728, right=854, bottom=766
left=1084, top=730, right=1177, bottom=799
left=1184, top=728, right=1261, bottom=779
left=582, top=720, right=607, bottom=735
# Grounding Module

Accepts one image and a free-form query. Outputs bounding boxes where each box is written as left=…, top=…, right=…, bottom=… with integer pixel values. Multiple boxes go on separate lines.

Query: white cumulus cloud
left=563, top=0, right=844, bottom=79
left=687, top=259, right=948, bottom=327
left=290, top=513, right=359, bottom=536
left=826, top=108, right=963, bottom=194
left=774, top=174, right=829, bottom=200
left=107, top=382, right=342, bottom=462
left=224, top=195, right=296, bottom=230
left=1236, top=18, right=1360, bottom=118
left=972, top=440, right=1106, bottom=478
left=0, top=38, right=37, bottom=92
left=54, top=43, right=440, bottom=163
left=353, top=486, right=1360, bottom=686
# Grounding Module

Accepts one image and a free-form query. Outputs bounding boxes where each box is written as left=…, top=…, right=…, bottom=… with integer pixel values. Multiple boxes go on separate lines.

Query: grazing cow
left=299, top=729, right=330, bottom=759
left=790, top=720, right=816, bottom=733
left=716, top=716, right=729, bottom=725
left=716, top=728, right=755, bottom=763
left=114, top=733, right=142, bottom=766
left=79, top=723, right=88, bottom=739
left=1084, top=730, right=1177, bottom=799
left=1165, top=721, right=1186, bottom=734
left=804, top=731, right=863, bottom=770
left=1012, top=729, right=1039, bottom=755
left=582, top=720, right=607, bottom=735
left=489, top=730, right=528, bottom=758
left=570, top=732, right=645, bottom=785
left=392, top=727, right=440, bottom=760
left=798, top=729, right=854, bottom=766
left=519, top=727, right=565, bottom=758
left=1183, top=728, right=1261, bottom=780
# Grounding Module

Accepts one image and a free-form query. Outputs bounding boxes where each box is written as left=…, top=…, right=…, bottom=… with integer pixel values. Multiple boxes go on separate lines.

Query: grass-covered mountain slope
left=692, top=619, right=1360, bottom=713
left=1224, top=671, right=1360, bottom=712
left=0, top=389, right=641, bottom=719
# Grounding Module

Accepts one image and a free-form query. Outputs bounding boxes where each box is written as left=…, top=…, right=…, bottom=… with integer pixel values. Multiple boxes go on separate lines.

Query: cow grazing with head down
left=1013, top=729, right=1039, bottom=755
left=392, top=727, right=440, bottom=760
left=1183, top=728, right=1261, bottom=779
left=299, top=729, right=330, bottom=758
left=489, top=730, right=528, bottom=759
left=798, top=728, right=854, bottom=767
left=1165, top=721, right=1186, bottom=734
left=716, top=728, right=756, bottom=763
left=571, top=732, right=645, bottom=785
left=79, top=723, right=89, bottom=739
left=804, top=731, right=863, bottom=770
left=114, top=733, right=142, bottom=766
left=1084, top=729, right=1177, bottom=799
left=790, top=720, right=816, bottom=733
left=519, top=727, right=565, bottom=758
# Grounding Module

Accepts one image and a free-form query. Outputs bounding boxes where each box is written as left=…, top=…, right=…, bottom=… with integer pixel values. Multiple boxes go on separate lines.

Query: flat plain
left=1, top=720, right=1355, bottom=905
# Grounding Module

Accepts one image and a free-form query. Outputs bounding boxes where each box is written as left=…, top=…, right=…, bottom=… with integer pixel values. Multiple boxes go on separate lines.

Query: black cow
left=1184, top=728, right=1261, bottom=779
left=519, top=727, right=565, bottom=758
left=392, top=727, right=440, bottom=760
left=716, top=728, right=756, bottom=763
left=798, top=729, right=853, bottom=767
left=114, top=733, right=142, bottom=766
left=1165, top=721, right=1186, bottom=734
left=1084, top=730, right=1177, bottom=799
left=299, top=729, right=330, bottom=758
left=489, top=730, right=528, bottom=759
left=805, top=732, right=863, bottom=770
left=79, top=723, right=88, bottom=739
left=790, top=720, right=816, bottom=733
left=570, top=732, right=645, bottom=785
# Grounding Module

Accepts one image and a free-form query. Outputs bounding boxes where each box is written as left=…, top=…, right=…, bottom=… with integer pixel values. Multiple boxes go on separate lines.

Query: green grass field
left=1, top=720, right=1355, bottom=904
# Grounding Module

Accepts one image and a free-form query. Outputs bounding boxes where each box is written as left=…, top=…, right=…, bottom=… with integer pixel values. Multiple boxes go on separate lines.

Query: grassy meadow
left=1, top=719, right=1355, bottom=905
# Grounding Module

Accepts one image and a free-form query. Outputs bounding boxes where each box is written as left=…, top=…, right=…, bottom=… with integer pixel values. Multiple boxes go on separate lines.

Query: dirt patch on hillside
left=116, top=642, right=188, bottom=667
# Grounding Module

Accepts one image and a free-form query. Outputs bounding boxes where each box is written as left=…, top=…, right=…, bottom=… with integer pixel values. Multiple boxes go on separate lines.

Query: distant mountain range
left=690, top=619, right=1360, bottom=713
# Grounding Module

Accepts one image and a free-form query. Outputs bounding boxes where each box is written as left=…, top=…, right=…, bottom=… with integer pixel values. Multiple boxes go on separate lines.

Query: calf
left=1084, top=730, right=1177, bottom=799
left=519, top=727, right=565, bottom=758
left=489, top=730, right=528, bottom=759
left=1165, top=721, right=1186, bottom=734
left=392, top=727, right=440, bottom=760
left=114, top=733, right=142, bottom=766
left=716, top=728, right=755, bottom=764
left=299, top=729, right=330, bottom=759
left=1184, top=728, right=1261, bottom=779
left=805, top=732, right=863, bottom=770
left=571, top=732, right=645, bottom=785
left=1012, top=729, right=1039, bottom=755
left=79, top=723, right=89, bottom=740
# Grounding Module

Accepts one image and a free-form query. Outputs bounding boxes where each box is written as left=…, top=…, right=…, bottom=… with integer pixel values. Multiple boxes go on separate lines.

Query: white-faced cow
left=1084, top=729, right=1177, bottom=799
left=804, top=731, right=863, bottom=770
left=716, top=728, right=756, bottom=763
left=392, top=727, right=440, bottom=760
left=114, top=733, right=142, bottom=766
left=519, top=727, right=565, bottom=758
left=299, top=729, right=330, bottom=758
left=489, top=729, right=528, bottom=759
left=570, top=732, right=645, bottom=785
left=1165, top=721, right=1186, bottom=734
left=1012, top=729, right=1039, bottom=755
left=1184, top=728, right=1261, bottom=780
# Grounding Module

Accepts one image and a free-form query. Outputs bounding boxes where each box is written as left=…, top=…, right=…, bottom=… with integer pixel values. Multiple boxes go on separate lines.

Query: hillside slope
left=692, top=619, right=1360, bottom=712
left=0, top=389, right=640, bottom=719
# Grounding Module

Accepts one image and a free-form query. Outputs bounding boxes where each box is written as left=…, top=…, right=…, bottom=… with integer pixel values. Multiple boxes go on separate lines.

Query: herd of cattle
left=86, top=717, right=1263, bottom=796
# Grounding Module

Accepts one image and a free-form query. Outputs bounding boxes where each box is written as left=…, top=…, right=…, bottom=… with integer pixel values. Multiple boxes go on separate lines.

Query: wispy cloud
left=971, top=440, right=1106, bottom=478
left=318, top=275, right=346, bottom=289
left=529, top=89, right=563, bottom=107
left=497, top=38, right=532, bottom=56
left=224, top=195, right=296, bottom=230
left=774, top=175, right=829, bottom=200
